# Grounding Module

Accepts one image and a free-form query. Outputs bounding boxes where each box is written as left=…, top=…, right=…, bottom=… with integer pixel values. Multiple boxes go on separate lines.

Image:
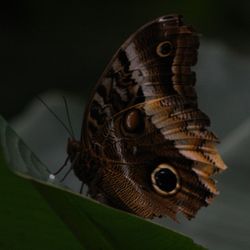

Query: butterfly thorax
left=67, top=138, right=101, bottom=186
left=67, top=138, right=82, bottom=161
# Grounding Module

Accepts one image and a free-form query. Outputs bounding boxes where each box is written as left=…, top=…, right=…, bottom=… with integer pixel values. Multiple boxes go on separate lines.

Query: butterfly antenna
left=35, top=95, right=74, bottom=138
left=62, top=96, right=76, bottom=140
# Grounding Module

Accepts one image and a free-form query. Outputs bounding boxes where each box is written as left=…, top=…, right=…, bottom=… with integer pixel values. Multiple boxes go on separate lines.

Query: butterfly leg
left=53, top=155, right=70, bottom=175
left=60, top=166, right=73, bottom=182
left=60, top=152, right=80, bottom=182
left=80, top=182, right=84, bottom=194
left=93, top=193, right=109, bottom=204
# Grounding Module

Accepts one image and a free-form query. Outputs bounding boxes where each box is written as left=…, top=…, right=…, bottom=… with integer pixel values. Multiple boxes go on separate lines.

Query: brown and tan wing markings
left=76, top=14, right=227, bottom=220
left=98, top=160, right=216, bottom=219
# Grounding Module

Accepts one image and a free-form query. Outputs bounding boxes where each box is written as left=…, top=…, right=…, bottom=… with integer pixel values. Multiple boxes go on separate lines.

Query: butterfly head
left=67, top=138, right=81, bottom=162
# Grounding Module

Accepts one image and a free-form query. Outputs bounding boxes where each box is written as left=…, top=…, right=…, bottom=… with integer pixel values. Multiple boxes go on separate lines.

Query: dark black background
left=1, top=0, right=250, bottom=119
left=2, top=2, right=250, bottom=249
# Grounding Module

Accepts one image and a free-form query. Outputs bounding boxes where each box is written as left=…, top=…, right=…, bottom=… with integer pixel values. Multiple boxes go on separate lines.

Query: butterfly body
left=67, top=14, right=226, bottom=220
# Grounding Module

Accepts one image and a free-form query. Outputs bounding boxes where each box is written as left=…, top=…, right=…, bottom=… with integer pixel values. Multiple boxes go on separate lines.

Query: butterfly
left=66, top=14, right=227, bottom=220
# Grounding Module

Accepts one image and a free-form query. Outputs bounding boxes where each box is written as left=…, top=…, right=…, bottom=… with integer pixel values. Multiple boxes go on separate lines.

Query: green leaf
left=0, top=115, right=206, bottom=250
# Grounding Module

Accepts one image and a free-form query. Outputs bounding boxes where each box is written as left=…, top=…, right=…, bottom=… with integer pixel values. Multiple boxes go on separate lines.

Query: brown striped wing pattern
left=68, top=14, right=227, bottom=220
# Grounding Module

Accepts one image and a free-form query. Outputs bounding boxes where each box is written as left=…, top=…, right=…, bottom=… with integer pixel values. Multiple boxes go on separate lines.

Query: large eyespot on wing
left=151, top=163, right=180, bottom=195
left=96, top=158, right=220, bottom=220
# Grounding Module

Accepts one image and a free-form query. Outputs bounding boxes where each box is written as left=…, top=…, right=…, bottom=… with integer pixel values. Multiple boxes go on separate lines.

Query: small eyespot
left=156, top=41, right=173, bottom=57
left=123, top=109, right=144, bottom=133
left=159, top=15, right=175, bottom=22
left=151, top=164, right=180, bottom=195
left=158, top=14, right=183, bottom=24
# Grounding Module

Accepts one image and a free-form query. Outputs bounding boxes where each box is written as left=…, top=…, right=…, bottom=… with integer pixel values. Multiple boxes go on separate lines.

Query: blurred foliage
left=0, top=0, right=249, bottom=118
left=0, top=154, right=84, bottom=249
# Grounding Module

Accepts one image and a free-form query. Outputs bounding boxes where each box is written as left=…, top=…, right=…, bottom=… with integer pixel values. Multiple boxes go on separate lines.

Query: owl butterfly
left=67, top=14, right=227, bottom=220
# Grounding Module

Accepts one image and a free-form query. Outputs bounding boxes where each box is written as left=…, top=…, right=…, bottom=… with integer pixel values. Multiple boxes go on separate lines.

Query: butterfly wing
left=80, top=14, right=226, bottom=219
